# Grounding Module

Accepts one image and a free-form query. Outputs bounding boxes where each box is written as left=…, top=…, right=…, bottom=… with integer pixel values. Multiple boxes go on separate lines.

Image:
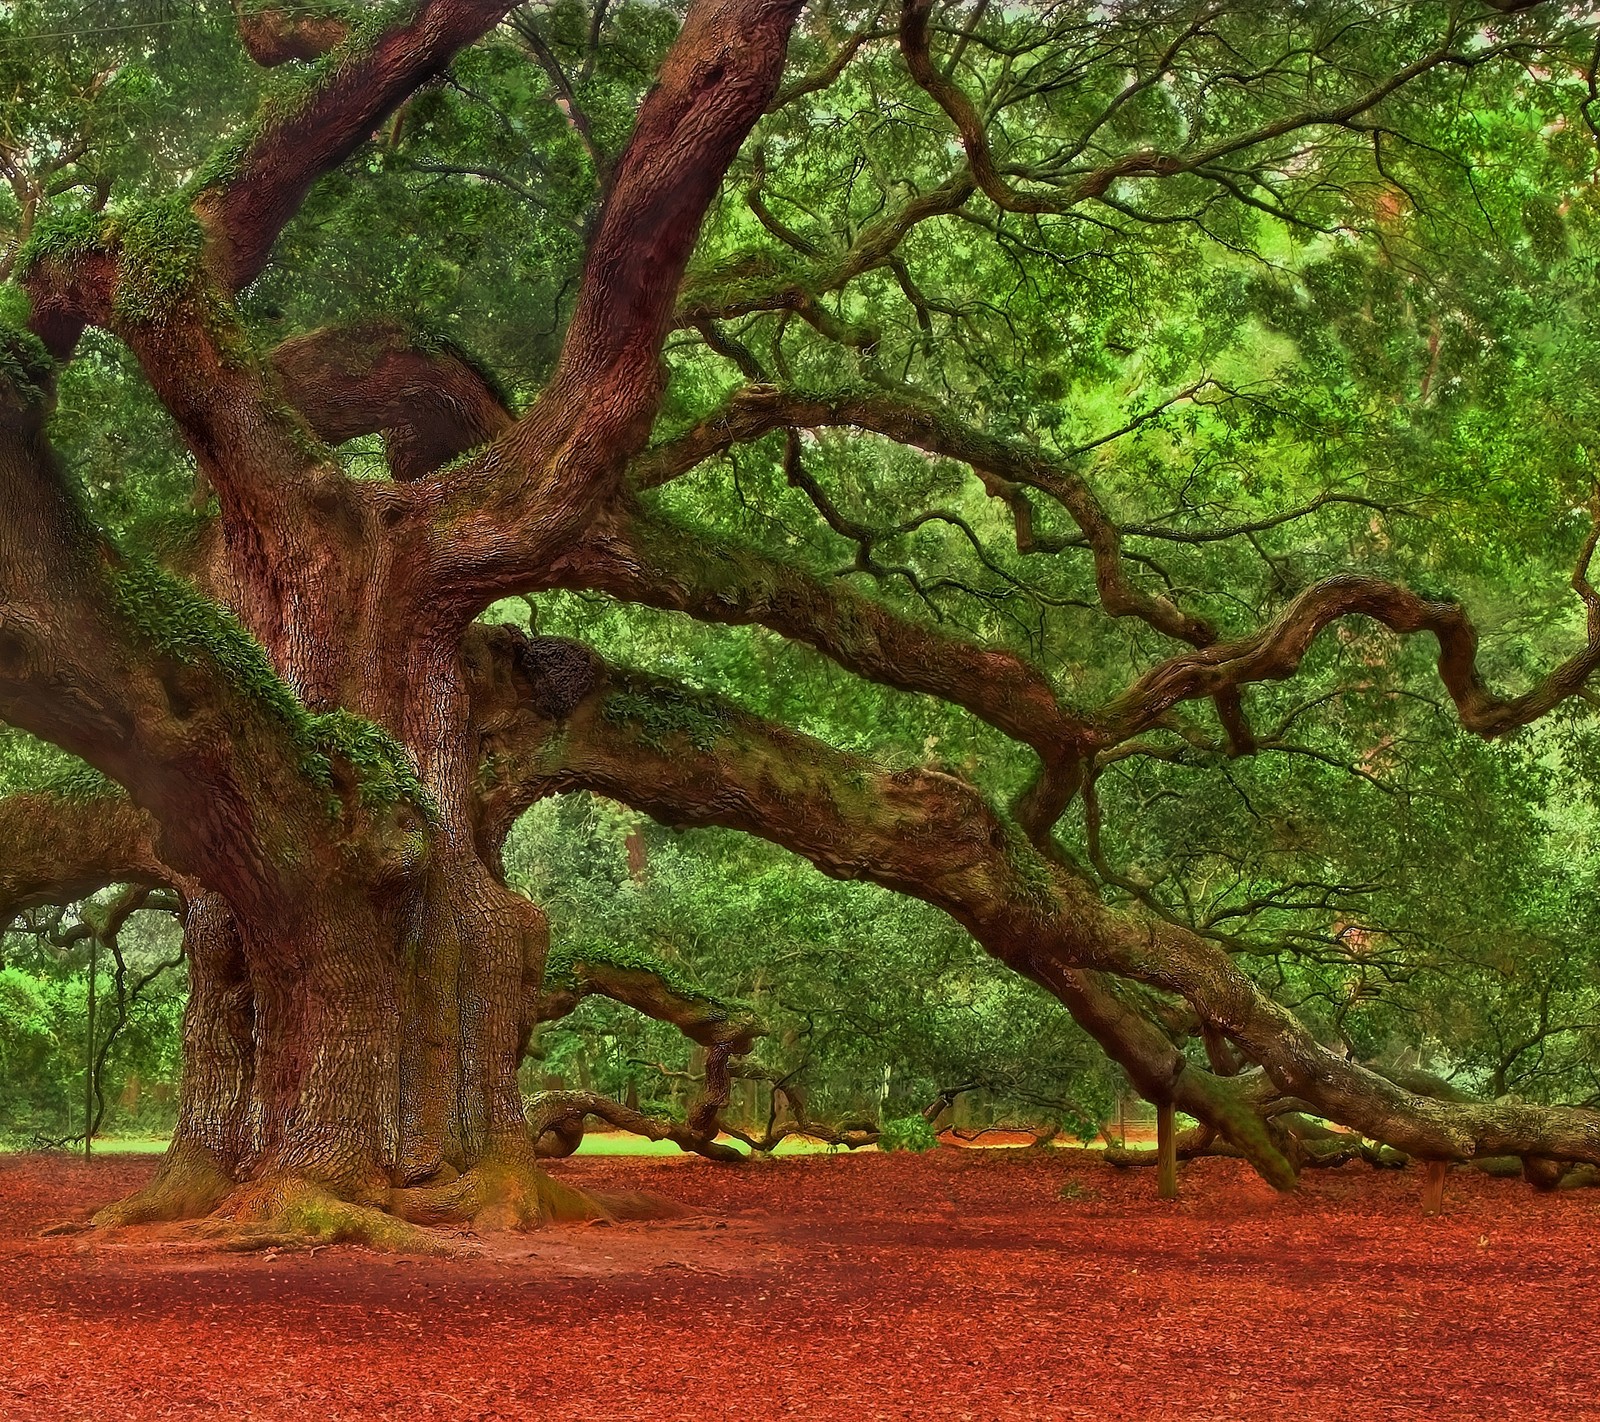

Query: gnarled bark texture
left=5, top=0, right=804, bottom=1237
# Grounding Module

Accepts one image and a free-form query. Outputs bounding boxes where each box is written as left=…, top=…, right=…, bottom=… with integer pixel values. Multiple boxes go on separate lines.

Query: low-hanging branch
left=525, top=1089, right=746, bottom=1163
left=470, top=626, right=1600, bottom=1180
left=0, top=789, right=171, bottom=930
left=526, top=946, right=765, bottom=1163
left=534, top=947, right=764, bottom=1055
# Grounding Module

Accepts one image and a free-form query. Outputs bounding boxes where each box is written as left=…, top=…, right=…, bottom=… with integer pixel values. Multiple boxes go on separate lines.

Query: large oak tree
left=5, top=0, right=1600, bottom=1239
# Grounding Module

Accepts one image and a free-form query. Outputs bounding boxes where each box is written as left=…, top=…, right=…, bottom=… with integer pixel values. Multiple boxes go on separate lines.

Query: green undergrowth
left=877, top=1114, right=939, bottom=1152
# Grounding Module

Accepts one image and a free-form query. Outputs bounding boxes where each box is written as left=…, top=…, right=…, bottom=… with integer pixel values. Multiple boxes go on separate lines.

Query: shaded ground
left=0, top=1149, right=1593, bottom=1420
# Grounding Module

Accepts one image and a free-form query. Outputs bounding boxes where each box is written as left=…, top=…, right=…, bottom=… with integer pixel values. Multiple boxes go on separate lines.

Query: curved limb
left=470, top=631, right=1600, bottom=1182
left=527, top=1089, right=745, bottom=1165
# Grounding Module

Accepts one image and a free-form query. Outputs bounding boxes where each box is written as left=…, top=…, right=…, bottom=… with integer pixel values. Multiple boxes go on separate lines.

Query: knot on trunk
left=514, top=635, right=603, bottom=720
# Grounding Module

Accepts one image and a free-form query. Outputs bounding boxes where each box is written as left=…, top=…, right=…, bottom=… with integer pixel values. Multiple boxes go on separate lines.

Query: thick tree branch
left=467, top=628, right=1600, bottom=1177
left=0, top=790, right=172, bottom=929
left=269, top=319, right=515, bottom=480
left=203, top=0, right=521, bottom=291
left=19, top=2, right=520, bottom=362
left=633, top=383, right=1600, bottom=758
left=234, top=4, right=352, bottom=66
left=420, top=0, right=803, bottom=609
left=0, top=348, right=418, bottom=918
left=569, top=504, right=1094, bottom=775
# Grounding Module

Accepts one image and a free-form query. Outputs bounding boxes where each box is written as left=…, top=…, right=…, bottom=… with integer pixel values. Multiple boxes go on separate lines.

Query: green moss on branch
left=103, top=200, right=212, bottom=326
left=13, top=209, right=103, bottom=279
left=601, top=681, right=734, bottom=752
left=305, top=709, right=435, bottom=818
left=110, top=562, right=432, bottom=819
left=546, top=940, right=728, bottom=1008
left=196, top=0, right=421, bottom=193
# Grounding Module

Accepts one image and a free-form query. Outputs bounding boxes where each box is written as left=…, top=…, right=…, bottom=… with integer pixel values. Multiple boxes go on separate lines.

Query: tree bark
left=10, top=0, right=806, bottom=1242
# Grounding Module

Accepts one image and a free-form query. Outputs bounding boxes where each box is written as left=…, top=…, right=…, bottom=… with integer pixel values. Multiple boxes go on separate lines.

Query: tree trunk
left=1156, top=1101, right=1178, bottom=1201
left=86, top=626, right=582, bottom=1236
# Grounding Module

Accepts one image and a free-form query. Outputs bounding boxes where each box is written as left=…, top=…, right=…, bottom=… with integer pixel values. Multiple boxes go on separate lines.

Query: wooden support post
left=1157, top=1101, right=1178, bottom=1200
left=1421, top=1159, right=1448, bottom=1216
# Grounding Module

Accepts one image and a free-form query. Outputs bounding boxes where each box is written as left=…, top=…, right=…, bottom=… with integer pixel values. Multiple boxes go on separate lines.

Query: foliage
left=877, top=1114, right=939, bottom=1153
left=507, top=794, right=1123, bottom=1131
left=0, top=903, right=185, bottom=1145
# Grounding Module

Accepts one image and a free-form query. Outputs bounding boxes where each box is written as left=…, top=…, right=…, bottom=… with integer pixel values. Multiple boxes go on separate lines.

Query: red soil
left=0, top=1149, right=1593, bottom=1420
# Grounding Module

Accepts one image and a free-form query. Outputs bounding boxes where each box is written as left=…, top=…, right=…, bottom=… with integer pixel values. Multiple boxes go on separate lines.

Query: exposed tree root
left=197, top=1176, right=458, bottom=1255
left=89, top=1142, right=236, bottom=1228
left=39, top=1141, right=236, bottom=1237
left=390, top=1147, right=690, bottom=1231
left=391, top=1156, right=601, bottom=1230
left=43, top=1130, right=690, bottom=1249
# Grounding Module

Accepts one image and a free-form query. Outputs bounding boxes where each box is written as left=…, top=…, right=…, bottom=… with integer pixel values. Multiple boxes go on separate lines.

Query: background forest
left=6, top=0, right=1600, bottom=1161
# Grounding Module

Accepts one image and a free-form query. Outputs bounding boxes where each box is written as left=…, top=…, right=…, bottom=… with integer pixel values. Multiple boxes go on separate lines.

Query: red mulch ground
left=1, top=1149, right=1594, bottom=1420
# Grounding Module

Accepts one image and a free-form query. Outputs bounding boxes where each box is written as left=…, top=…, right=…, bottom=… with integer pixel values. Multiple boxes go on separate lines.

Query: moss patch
left=305, top=708, right=434, bottom=818
left=103, top=199, right=211, bottom=326
left=996, top=813, right=1060, bottom=913
left=547, top=941, right=704, bottom=1002
left=13, top=208, right=103, bottom=279
left=601, top=681, right=734, bottom=752
left=110, top=561, right=432, bottom=819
